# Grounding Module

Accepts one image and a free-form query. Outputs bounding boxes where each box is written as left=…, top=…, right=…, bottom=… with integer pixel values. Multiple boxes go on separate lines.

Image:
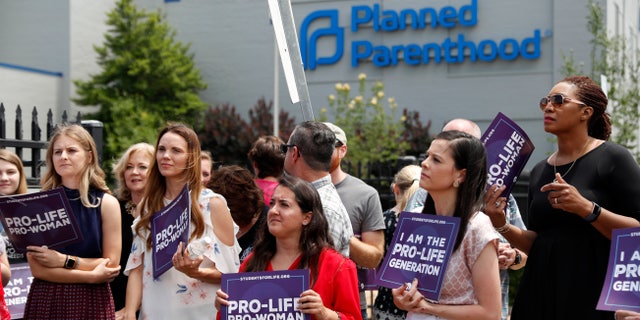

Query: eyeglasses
left=539, top=94, right=587, bottom=110
left=280, top=144, right=295, bottom=154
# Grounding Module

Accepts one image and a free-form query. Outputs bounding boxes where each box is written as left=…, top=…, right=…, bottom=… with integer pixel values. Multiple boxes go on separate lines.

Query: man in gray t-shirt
left=325, top=122, right=385, bottom=319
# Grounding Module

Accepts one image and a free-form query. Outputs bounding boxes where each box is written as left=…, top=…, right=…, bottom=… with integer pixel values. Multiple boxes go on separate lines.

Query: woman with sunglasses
left=496, top=76, right=640, bottom=320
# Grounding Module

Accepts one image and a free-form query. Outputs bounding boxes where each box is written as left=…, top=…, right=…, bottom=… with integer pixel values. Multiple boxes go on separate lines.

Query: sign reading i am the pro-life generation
left=4, top=262, right=32, bottom=319
left=151, top=184, right=190, bottom=279
left=481, top=112, right=534, bottom=198
left=597, top=227, right=640, bottom=312
left=220, top=269, right=310, bottom=320
left=0, top=188, right=83, bottom=253
left=376, top=211, right=460, bottom=301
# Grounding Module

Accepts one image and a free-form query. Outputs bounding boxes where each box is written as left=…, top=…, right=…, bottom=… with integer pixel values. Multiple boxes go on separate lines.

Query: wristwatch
left=64, top=255, right=78, bottom=269
left=510, top=251, right=522, bottom=268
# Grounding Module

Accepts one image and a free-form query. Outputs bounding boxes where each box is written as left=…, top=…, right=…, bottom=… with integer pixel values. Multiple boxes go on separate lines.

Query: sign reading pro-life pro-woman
left=221, top=269, right=310, bottom=320
left=0, top=188, right=82, bottom=253
left=376, top=212, right=459, bottom=301
left=481, top=112, right=534, bottom=198
left=151, top=184, right=190, bottom=279
left=597, top=227, right=640, bottom=312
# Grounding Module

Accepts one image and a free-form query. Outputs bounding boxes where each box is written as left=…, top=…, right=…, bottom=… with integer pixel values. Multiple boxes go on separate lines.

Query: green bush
left=320, top=73, right=410, bottom=166
left=198, top=98, right=295, bottom=166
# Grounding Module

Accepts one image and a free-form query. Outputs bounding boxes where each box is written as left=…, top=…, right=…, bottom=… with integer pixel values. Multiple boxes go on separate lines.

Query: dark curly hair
left=560, top=75, right=611, bottom=140
left=208, top=165, right=264, bottom=227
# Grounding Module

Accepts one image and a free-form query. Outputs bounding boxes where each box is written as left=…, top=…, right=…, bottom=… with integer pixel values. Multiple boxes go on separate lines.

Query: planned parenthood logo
left=300, top=10, right=344, bottom=71
left=300, top=1, right=542, bottom=70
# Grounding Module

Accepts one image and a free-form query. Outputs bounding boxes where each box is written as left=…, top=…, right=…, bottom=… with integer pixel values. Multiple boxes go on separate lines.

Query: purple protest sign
left=4, top=262, right=32, bottom=319
left=376, top=211, right=460, bottom=301
left=151, top=184, right=190, bottom=279
left=597, top=227, right=640, bottom=312
left=481, top=112, right=534, bottom=198
left=358, top=267, right=378, bottom=291
left=220, top=269, right=310, bottom=320
left=0, top=188, right=83, bottom=253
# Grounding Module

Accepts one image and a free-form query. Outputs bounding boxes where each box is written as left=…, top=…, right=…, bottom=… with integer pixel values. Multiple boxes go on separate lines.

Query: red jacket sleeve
left=313, top=250, right=362, bottom=320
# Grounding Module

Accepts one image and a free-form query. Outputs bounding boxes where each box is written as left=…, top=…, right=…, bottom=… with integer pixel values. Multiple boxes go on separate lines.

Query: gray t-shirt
left=334, top=174, right=385, bottom=311
left=334, top=174, right=385, bottom=236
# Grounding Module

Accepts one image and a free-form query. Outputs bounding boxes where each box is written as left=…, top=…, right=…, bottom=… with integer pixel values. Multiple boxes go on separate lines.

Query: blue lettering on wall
left=300, top=10, right=344, bottom=71
left=300, top=0, right=542, bottom=70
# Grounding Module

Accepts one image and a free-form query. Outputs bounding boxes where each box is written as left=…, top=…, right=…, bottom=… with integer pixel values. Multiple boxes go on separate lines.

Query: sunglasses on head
left=539, top=94, right=587, bottom=110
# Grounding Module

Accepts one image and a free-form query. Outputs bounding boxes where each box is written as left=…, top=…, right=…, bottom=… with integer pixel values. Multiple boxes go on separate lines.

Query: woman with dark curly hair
left=208, top=165, right=266, bottom=262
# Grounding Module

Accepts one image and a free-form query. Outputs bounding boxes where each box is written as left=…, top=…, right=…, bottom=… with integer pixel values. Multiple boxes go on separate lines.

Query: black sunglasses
left=539, top=94, right=587, bottom=110
left=280, top=144, right=295, bottom=154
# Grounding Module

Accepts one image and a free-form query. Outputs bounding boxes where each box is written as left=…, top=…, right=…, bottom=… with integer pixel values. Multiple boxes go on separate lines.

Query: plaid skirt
left=24, top=279, right=115, bottom=320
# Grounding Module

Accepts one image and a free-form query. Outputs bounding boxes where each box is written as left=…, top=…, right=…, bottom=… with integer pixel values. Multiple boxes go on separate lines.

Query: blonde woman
left=373, top=164, right=421, bottom=320
left=24, top=124, right=122, bottom=319
left=111, top=142, right=154, bottom=316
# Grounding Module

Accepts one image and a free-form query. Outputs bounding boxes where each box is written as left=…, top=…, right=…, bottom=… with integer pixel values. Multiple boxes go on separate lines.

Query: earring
left=453, top=180, right=460, bottom=188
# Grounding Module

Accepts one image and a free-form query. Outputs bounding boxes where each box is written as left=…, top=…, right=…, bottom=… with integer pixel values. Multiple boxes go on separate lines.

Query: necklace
left=552, top=138, right=591, bottom=183
left=125, top=201, right=137, bottom=216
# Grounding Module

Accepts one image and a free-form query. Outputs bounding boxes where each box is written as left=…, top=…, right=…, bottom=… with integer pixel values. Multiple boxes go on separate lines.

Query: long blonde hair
left=392, top=165, right=421, bottom=211
left=0, top=149, right=28, bottom=195
left=41, top=124, right=110, bottom=207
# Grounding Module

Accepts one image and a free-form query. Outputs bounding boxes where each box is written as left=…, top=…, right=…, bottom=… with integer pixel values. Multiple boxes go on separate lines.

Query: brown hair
left=208, top=165, right=264, bottom=227
left=422, top=131, right=487, bottom=252
left=0, top=149, right=28, bottom=194
left=135, top=123, right=205, bottom=249
left=561, top=75, right=611, bottom=140
left=243, top=176, right=332, bottom=286
left=247, top=136, right=285, bottom=179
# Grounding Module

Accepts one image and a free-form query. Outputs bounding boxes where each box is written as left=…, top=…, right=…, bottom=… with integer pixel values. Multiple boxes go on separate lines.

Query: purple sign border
left=597, top=227, right=640, bottom=312
left=376, top=212, right=460, bottom=301
left=151, top=184, right=190, bottom=279
left=481, top=112, right=535, bottom=198
left=220, top=269, right=310, bottom=320
left=0, top=188, right=83, bottom=253
left=5, top=262, right=31, bottom=319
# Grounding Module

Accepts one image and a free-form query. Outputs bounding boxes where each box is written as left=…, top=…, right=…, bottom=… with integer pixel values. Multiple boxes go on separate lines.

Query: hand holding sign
left=481, top=112, right=535, bottom=198
left=24, top=245, right=62, bottom=268
left=151, top=184, right=191, bottom=279
left=376, top=212, right=460, bottom=301
left=219, top=269, right=311, bottom=320
left=391, top=279, right=436, bottom=314
left=172, top=241, right=204, bottom=278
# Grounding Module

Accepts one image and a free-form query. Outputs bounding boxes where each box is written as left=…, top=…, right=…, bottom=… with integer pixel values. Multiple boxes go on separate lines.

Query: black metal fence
left=0, top=103, right=103, bottom=188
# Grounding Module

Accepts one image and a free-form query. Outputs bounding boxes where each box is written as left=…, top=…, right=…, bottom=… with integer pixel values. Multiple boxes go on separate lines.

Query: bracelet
left=584, top=201, right=602, bottom=223
left=494, top=221, right=510, bottom=234
left=509, top=251, right=522, bottom=268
